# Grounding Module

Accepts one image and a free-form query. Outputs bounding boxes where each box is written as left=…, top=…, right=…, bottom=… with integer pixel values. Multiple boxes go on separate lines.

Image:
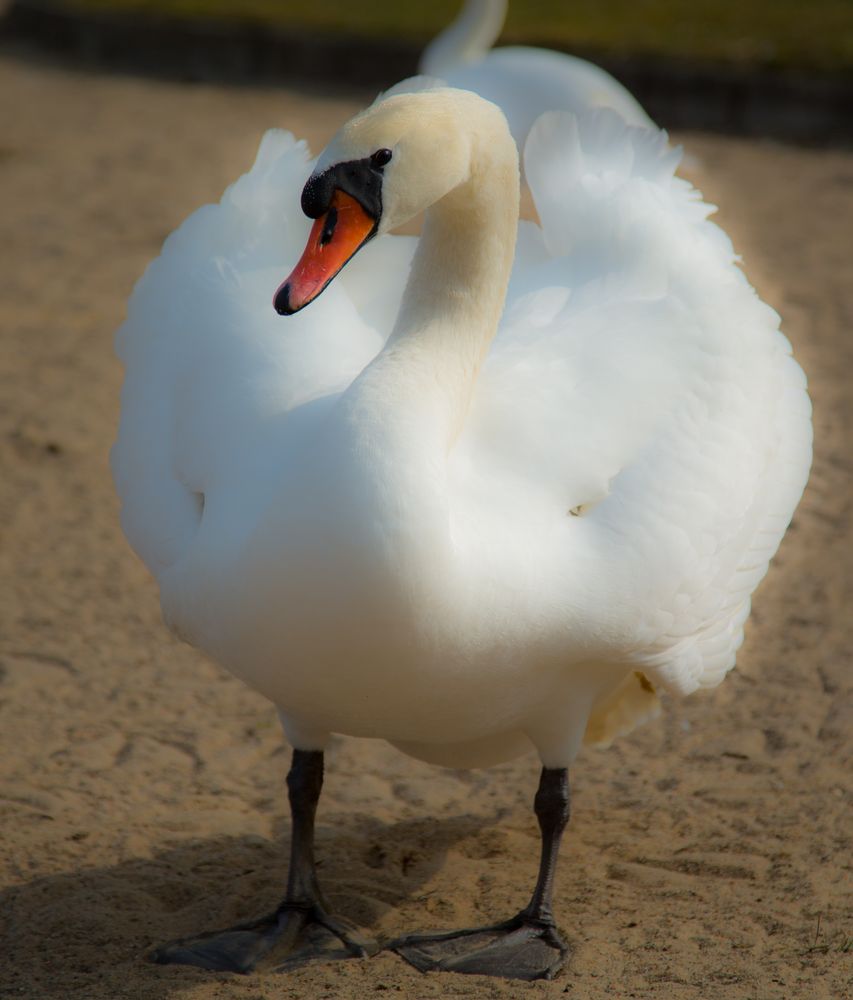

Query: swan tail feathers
left=584, top=671, right=662, bottom=748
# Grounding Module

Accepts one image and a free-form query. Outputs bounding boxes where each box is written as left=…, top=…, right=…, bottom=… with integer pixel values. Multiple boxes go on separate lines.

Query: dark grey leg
left=284, top=748, right=326, bottom=906
left=526, top=766, right=571, bottom=927
left=151, top=749, right=371, bottom=973
left=391, top=767, right=571, bottom=980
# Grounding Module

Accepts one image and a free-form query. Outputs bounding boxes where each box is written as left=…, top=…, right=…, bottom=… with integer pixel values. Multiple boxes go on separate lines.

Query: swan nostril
left=319, top=206, right=338, bottom=247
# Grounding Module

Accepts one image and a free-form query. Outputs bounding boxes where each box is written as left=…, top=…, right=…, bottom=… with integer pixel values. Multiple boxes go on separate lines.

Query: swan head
left=274, top=89, right=491, bottom=315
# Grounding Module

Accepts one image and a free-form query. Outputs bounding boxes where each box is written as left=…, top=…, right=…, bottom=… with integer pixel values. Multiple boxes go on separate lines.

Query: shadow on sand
left=2, top=812, right=486, bottom=998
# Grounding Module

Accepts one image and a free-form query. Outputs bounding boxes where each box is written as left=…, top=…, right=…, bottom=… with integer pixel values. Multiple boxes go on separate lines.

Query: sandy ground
left=1, top=43, right=851, bottom=1000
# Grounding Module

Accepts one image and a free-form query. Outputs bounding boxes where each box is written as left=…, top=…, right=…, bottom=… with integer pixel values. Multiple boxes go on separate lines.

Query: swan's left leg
left=152, top=749, right=371, bottom=973
left=391, top=766, right=570, bottom=980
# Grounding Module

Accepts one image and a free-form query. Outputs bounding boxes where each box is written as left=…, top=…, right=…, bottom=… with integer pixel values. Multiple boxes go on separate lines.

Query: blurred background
left=4, top=0, right=853, bottom=138
left=10, top=0, right=853, bottom=69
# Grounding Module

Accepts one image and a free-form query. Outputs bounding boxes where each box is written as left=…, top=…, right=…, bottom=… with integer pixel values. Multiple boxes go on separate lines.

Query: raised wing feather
left=456, top=110, right=811, bottom=696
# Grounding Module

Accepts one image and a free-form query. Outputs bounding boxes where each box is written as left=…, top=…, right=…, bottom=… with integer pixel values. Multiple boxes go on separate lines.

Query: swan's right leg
left=151, top=749, right=372, bottom=973
left=390, top=766, right=571, bottom=980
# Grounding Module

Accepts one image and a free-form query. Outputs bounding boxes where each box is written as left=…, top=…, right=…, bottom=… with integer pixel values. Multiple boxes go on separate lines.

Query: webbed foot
left=152, top=900, right=372, bottom=973
left=391, top=911, right=568, bottom=980
left=392, top=766, right=572, bottom=981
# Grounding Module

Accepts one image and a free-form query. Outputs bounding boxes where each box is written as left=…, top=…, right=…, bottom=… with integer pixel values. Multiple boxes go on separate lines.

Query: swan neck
left=384, top=133, right=519, bottom=440
left=419, top=0, right=508, bottom=76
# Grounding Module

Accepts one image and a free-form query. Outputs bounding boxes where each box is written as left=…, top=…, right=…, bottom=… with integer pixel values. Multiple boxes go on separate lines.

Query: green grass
left=62, top=0, right=853, bottom=73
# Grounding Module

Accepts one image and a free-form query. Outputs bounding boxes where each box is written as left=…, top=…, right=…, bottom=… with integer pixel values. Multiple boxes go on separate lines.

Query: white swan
left=112, top=87, right=811, bottom=980
left=420, top=0, right=655, bottom=150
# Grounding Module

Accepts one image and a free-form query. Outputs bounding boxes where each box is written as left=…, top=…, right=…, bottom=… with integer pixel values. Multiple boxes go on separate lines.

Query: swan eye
left=371, top=148, right=392, bottom=168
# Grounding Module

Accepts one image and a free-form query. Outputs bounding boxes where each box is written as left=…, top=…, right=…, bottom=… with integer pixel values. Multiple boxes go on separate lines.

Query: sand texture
left=1, top=48, right=851, bottom=1000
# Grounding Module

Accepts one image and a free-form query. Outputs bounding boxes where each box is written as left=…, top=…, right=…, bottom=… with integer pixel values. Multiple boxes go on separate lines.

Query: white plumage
left=113, top=90, right=811, bottom=776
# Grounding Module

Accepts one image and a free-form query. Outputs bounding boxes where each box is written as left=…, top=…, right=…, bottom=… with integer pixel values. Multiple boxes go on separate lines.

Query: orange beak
left=274, top=189, right=377, bottom=315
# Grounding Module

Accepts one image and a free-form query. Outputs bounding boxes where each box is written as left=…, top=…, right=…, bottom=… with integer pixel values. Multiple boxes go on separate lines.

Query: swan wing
left=112, top=129, right=416, bottom=577
left=453, top=110, right=812, bottom=695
